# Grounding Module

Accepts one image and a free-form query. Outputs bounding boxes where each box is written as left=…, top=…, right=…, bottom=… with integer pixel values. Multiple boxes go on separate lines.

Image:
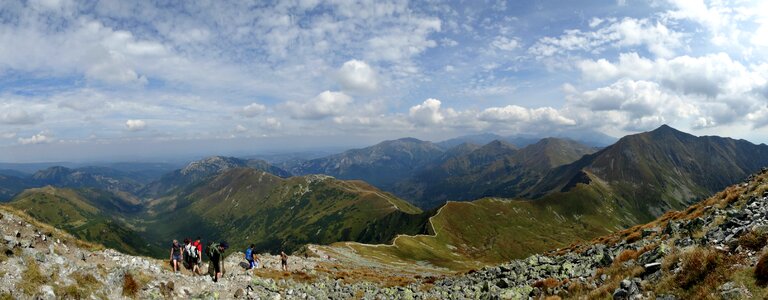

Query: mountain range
left=322, top=125, right=768, bottom=269
left=2, top=125, right=768, bottom=268
left=394, top=137, right=598, bottom=208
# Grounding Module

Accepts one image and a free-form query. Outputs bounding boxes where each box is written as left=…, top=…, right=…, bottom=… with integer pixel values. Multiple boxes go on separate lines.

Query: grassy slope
left=144, top=169, right=426, bottom=256
left=325, top=176, right=632, bottom=270
left=6, top=187, right=153, bottom=256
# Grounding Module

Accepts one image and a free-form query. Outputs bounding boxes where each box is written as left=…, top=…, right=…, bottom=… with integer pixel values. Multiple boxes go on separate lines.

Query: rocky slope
left=409, top=167, right=768, bottom=299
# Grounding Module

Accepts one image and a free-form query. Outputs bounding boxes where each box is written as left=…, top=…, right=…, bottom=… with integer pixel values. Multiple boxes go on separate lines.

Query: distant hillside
left=144, top=168, right=427, bottom=254
left=528, top=124, right=768, bottom=220
left=140, top=156, right=291, bottom=198
left=6, top=187, right=153, bottom=255
left=0, top=174, right=31, bottom=201
left=0, top=168, right=28, bottom=178
left=31, top=166, right=144, bottom=195
left=285, top=138, right=445, bottom=190
left=436, top=130, right=616, bottom=149
left=395, top=138, right=596, bottom=208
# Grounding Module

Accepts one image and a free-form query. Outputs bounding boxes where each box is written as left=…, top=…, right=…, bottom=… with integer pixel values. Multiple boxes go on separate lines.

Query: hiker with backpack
left=192, top=237, right=203, bottom=273
left=245, top=244, right=260, bottom=269
left=184, top=238, right=200, bottom=274
left=206, top=241, right=229, bottom=282
left=170, top=239, right=182, bottom=273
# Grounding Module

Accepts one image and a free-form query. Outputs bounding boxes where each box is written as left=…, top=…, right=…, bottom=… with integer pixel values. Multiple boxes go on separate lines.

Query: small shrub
left=614, top=249, right=638, bottom=265
left=567, top=280, right=588, bottom=294
left=532, top=277, right=560, bottom=289
left=625, top=231, right=642, bottom=243
left=122, top=272, right=139, bottom=298
left=676, top=248, right=722, bottom=289
left=756, top=251, right=768, bottom=285
left=54, top=284, right=85, bottom=299
left=739, top=230, right=768, bottom=251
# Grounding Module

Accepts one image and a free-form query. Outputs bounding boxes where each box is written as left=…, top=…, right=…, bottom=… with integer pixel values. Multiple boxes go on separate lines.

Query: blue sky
left=1, top=0, right=767, bottom=162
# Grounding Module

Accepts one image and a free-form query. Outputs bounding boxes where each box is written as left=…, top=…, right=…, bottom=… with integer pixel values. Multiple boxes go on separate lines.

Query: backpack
left=206, top=242, right=219, bottom=259
left=245, top=247, right=253, bottom=260
left=186, top=244, right=198, bottom=259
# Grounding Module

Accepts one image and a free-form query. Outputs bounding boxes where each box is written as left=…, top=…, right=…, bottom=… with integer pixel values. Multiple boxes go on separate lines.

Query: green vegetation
left=327, top=177, right=631, bottom=270
left=6, top=187, right=154, bottom=256
left=146, top=169, right=426, bottom=255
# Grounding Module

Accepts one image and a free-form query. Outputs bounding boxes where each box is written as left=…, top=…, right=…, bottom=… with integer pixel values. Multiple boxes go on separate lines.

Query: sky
left=1, top=0, right=767, bottom=162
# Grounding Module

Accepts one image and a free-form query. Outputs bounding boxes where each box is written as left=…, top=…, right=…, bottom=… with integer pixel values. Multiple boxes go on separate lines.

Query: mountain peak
left=394, top=137, right=424, bottom=143
left=483, top=139, right=517, bottom=149
left=651, top=124, right=677, bottom=133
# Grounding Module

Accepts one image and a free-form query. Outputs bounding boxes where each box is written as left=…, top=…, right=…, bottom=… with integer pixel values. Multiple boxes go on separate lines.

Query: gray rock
left=496, top=278, right=510, bottom=289
left=643, top=262, right=661, bottom=275
left=612, top=288, right=628, bottom=300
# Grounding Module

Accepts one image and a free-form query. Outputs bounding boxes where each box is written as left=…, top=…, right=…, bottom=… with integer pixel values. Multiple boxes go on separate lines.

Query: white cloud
left=589, top=17, right=606, bottom=28
left=576, top=52, right=767, bottom=128
left=479, top=105, right=576, bottom=126
left=125, top=119, right=147, bottom=131
left=366, top=18, right=441, bottom=62
left=337, top=60, right=378, bottom=94
left=235, top=124, right=247, bottom=132
left=440, top=38, right=459, bottom=47
left=529, top=17, right=684, bottom=58
left=260, top=117, right=282, bottom=130
left=491, top=36, right=520, bottom=51
left=18, top=131, right=53, bottom=145
left=239, top=103, right=267, bottom=118
left=566, top=79, right=699, bottom=131
left=409, top=98, right=448, bottom=126
left=284, top=91, right=352, bottom=120
left=0, top=108, right=40, bottom=125
left=578, top=52, right=763, bottom=98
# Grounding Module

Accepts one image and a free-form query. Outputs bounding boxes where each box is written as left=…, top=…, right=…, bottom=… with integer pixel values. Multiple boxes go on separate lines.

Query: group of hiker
left=170, top=237, right=229, bottom=282
left=243, top=244, right=288, bottom=272
left=171, top=238, right=289, bottom=282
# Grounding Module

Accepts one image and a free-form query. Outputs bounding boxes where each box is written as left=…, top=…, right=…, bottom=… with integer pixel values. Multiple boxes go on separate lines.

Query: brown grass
left=20, top=258, right=48, bottom=296
left=122, top=272, right=139, bottom=298
left=253, top=269, right=317, bottom=284
left=614, top=249, right=639, bottom=265
left=55, top=271, right=102, bottom=299
left=739, top=230, right=768, bottom=251
left=649, top=247, right=738, bottom=299
left=625, top=231, right=642, bottom=243
left=532, top=278, right=561, bottom=289
left=567, top=280, right=588, bottom=294
left=675, top=248, right=722, bottom=289
left=313, top=262, right=418, bottom=287
left=756, top=251, right=768, bottom=285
